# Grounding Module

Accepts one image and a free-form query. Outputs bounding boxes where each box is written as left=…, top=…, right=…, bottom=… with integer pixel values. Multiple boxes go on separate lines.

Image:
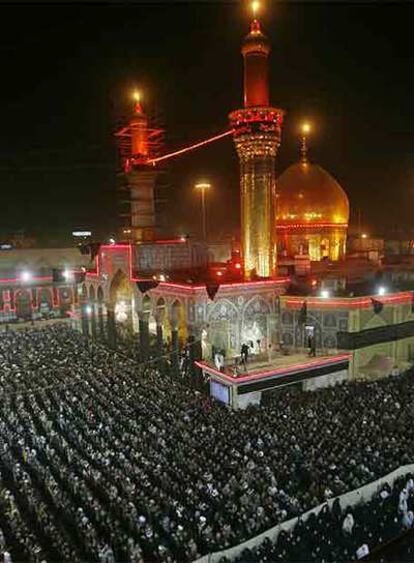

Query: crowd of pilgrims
left=0, top=325, right=414, bottom=562
left=226, top=474, right=414, bottom=562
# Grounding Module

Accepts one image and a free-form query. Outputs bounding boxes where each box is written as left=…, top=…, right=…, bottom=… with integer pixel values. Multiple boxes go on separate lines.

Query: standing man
left=240, top=343, right=249, bottom=371
left=308, top=335, right=316, bottom=357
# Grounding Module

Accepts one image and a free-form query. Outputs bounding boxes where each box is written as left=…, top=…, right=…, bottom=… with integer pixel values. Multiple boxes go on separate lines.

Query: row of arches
left=79, top=271, right=189, bottom=363
left=80, top=269, right=278, bottom=365
left=1, top=287, right=73, bottom=320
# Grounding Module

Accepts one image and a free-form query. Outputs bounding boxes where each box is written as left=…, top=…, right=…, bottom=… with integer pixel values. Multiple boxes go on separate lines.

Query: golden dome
left=276, top=160, right=350, bottom=227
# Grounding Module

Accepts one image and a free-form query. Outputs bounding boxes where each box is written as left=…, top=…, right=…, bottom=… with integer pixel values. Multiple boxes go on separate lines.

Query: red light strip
left=152, top=239, right=186, bottom=245
left=148, top=129, right=234, bottom=165
left=284, top=291, right=413, bottom=309
left=194, top=353, right=352, bottom=384
left=276, top=223, right=348, bottom=230
left=157, top=277, right=290, bottom=292
left=100, top=244, right=131, bottom=250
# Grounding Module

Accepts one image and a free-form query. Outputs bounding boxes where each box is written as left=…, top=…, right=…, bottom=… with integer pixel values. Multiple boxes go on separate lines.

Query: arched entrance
left=171, top=300, right=187, bottom=346
left=294, top=313, right=322, bottom=351
left=80, top=283, right=88, bottom=303
left=59, top=286, right=73, bottom=311
left=38, top=288, right=53, bottom=316
left=109, top=269, right=136, bottom=341
left=207, top=299, right=239, bottom=359
left=15, top=290, right=32, bottom=320
left=242, top=297, right=271, bottom=356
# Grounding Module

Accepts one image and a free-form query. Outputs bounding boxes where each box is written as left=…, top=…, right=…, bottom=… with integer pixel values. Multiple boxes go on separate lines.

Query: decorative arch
left=15, top=289, right=32, bottom=319
left=170, top=299, right=187, bottom=342
left=243, top=296, right=271, bottom=317
left=294, top=312, right=322, bottom=349
left=207, top=299, right=239, bottom=323
left=109, top=269, right=134, bottom=308
left=206, top=299, right=240, bottom=357
left=109, top=269, right=136, bottom=331
left=97, top=286, right=104, bottom=302
left=59, top=286, right=73, bottom=308
left=80, top=283, right=88, bottom=302
left=38, top=288, right=53, bottom=312
left=89, top=285, right=96, bottom=301
left=241, top=296, right=271, bottom=355
left=155, top=297, right=166, bottom=321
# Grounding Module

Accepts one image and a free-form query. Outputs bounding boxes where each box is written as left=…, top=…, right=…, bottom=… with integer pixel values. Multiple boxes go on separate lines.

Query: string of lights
left=147, top=129, right=234, bottom=165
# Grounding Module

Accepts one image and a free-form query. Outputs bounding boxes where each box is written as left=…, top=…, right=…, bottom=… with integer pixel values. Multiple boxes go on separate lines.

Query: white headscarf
left=342, top=513, right=355, bottom=535
left=402, top=511, right=414, bottom=529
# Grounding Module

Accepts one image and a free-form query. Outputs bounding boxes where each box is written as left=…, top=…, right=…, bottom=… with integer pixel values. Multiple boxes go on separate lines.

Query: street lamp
left=194, top=181, right=211, bottom=241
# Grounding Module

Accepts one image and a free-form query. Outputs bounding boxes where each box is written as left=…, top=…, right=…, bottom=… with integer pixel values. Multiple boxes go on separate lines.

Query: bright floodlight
left=320, top=289, right=330, bottom=299
left=132, top=90, right=141, bottom=103
left=108, top=237, right=116, bottom=245
left=63, top=269, right=73, bottom=281
left=20, top=271, right=31, bottom=282
left=195, top=181, right=211, bottom=190
left=361, top=233, right=368, bottom=239
left=378, top=286, right=386, bottom=296
left=251, top=0, right=260, bottom=17
left=85, top=305, right=92, bottom=315
left=301, top=122, right=311, bottom=135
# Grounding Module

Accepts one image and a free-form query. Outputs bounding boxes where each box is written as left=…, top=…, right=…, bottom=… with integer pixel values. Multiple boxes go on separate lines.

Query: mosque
left=276, top=129, right=350, bottom=262
left=75, top=2, right=414, bottom=408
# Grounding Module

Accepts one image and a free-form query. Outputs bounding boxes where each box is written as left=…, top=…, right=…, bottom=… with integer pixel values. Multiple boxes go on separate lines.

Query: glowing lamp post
left=195, top=181, right=211, bottom=242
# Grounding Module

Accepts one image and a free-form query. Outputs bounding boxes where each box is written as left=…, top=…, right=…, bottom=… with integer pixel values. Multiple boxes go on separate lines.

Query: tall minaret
left=229, top=2, right=284, bottom=279
left=117, top=92, right=157, bottom=242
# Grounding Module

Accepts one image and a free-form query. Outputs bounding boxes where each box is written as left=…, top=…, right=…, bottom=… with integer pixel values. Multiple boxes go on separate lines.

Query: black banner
left=371, top=298, right=384, bottom=315
left=337, top=321, right=414, bottom=350
left=136, top=280, right=159, bottom=294
left=206, top=283, right=220, bottom=301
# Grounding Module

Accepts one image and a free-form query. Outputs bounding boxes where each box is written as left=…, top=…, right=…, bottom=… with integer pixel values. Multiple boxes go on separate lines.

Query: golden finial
left=300, top=121, right=311, bottom=163
left=132, top=90, right=141, bottom=103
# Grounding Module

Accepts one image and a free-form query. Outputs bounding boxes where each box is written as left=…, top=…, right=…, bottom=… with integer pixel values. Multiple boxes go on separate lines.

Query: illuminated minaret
left=116, top=92, right=158, bottom=242
left=229, top=2, right=284, bottom=278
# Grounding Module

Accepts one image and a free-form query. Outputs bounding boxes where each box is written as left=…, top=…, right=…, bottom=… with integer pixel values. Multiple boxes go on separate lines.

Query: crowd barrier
left=194, top=463, right=414, bottom=563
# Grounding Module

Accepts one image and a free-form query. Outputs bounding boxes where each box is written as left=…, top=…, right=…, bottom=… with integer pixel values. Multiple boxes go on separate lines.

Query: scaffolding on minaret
left=115, top=93, right=165, bottom=242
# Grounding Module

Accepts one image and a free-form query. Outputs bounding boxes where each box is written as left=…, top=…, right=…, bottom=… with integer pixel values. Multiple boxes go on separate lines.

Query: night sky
left=0, top=1, right=413, bottom=245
